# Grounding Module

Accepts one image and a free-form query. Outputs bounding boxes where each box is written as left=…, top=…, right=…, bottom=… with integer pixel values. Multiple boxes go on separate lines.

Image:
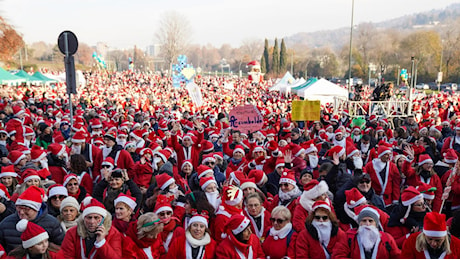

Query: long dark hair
left=70, top=154, right=87, bottom=175
left=185, top=191, right=216, bottom=218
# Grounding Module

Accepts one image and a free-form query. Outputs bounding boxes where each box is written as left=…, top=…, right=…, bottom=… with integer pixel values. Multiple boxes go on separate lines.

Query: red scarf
left=112, top=218, right=130, bottom=234
left=223, top=204, right=243, bottom=216
left=126, top=221, right=159, bottom=248
left=69, top=189, right=81, bottom=200
left=161, top=219, right=178, bottom=240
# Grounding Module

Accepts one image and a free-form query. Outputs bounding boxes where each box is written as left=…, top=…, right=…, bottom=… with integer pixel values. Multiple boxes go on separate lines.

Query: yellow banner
left=291, top=100, right=321, bottom=121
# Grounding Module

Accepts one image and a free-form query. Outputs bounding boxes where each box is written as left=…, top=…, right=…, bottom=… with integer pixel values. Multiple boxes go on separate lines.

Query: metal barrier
left=334, top=97, right=411, bottom=119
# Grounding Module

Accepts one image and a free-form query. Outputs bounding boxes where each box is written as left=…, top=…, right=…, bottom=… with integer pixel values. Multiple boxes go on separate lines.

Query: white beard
left=278, top=185, right=301, bottom=202
left=116, top=139, right=127, bottom=147
left=136, top=139, right=145, bottom=148
left=0, top=140, right=6, bottom=146
left=333, top=137, right=346, bottom=148
left=102, top=145, right=112, bottom=159
left=361, top=143, right=370, bottom=153
left=71, top=145, right=82, bottom=155
left=353, top=156, right=363, bottom=169
left=312, top=220, right=332, bottom=246
left=24, top=139, right=31, bottom=147
left=309, top=155, right=319, bottom=168
left=206, top=191, right=221, bottom=211
left=358, top=225, right=380, bottom=252
left=40, top=159, right=49, bottom=170
left=152, top=157, right=161, bottom=171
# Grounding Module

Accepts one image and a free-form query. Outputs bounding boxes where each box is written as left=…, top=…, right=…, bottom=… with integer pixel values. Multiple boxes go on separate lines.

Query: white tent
left=269, top=71, right=295, bottom=92
left=297, top=78, right=348, bottom=105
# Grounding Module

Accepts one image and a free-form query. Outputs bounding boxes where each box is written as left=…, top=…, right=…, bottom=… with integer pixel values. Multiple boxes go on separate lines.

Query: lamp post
left=438, top=39, right=444, bottom=91
left=348, top=0, right=355, bottom=96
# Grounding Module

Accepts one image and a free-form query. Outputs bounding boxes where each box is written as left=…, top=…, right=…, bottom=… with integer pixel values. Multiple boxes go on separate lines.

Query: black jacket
left=0, top=203, right=65, bottom=253
left=0, top=197, right=15, bottom=222
left=93, top=179, right=142, bottom=214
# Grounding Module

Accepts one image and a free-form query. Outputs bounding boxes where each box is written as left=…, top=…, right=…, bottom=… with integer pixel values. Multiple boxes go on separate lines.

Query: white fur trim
left=16, top=199, right=41, bottom=212
left=303, top=181, right=329, bottom=200
left=312, top=203, right=331, bottom=212
left=347, top=149, right=359, bottom=159
left=279, top=177, right=297, bottom=187
left=225, top=190, right=243, bottom=206
left=348, top=196, right=366, bottom=208
left=201, top=179, right=217, bottom=190
left=418, top=158, right=433, bottom=166
left=0, top=172, right=18, bottom=178
left=189, top=216, right=208, bottom=228
left=233, top=148, right=245, bottom=155
left=253, top=147, right=264, bottom=153
left=444, top=158, right=457, bottom=164
left=232, top=218, right=250, bottom=235
left=82, top=206, right=107, bottom=218
left=199, top=169, right=214, bottom=179
left=12, top=154, right=26, bottom=165
left=378, top=150, right=391, bottom=158
left=31, top=152, right=47, bottom=162
left=422, top=193, right=435, bottom=200
left=202, top=157, right=216, bottom=164
left=337, top=147, right=345, bottom=158
left=305, top=145, right=318, bottom=154
left=49, top=186, right=68, bottom=198
left=275, top=162, right=285, bottom=169
left=155, top=206, right=173, bottom=214
left=240, top=181, right=258, bottom=191
left=155, top=152, right=167, bottom=163
left=160, top=178, right=175, bottom=191
left=423, top=230, right=447, bottom=237
left=23, top=175, right=40, bottom=183
left=71, top=137, right=85, bottom=143
left=22, top=231, right=49, bottom=249
left=402, top=193, right=423, bottom=206
left=101, top=161, right=114, bottom=168
left=114, top=196, right=137, bottom=211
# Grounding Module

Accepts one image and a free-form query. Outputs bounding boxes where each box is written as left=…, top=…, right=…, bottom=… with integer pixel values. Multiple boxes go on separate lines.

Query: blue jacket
left=0, top=202, right=65, bottom=253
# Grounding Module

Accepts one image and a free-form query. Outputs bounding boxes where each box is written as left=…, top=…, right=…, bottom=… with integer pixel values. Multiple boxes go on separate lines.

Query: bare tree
left=155, top=11, right=192, bottom=75
left=240, top=38, right=263, bottom=61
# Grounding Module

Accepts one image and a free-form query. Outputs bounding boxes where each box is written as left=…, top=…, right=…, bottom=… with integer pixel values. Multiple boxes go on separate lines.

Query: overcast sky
left=2, top=0, right=460, bottom=49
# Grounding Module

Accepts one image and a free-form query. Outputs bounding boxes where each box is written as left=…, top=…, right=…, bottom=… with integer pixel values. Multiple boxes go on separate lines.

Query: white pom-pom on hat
left=16, top=219, right=28, bottom=233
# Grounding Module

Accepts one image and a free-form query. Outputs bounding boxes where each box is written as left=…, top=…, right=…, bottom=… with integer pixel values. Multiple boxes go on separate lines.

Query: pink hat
left=16, top=219, right=49, bottom=249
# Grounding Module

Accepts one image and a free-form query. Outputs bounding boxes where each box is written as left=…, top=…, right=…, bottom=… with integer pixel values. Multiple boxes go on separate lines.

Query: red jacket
left=401, top=232, right=460, bottom=259
left=57, top=225, right=122, bottom=259
left=243, top=208, right=271, bottom=240
left=171, top=130, right=203, bottom=169
left=292, top=202, right=309, bottom=233
left=77, top=171, right=94, bottom=195
left=402, top=159, right=443, bottom=212
left=167, top=233, right=217, bottom=259
left=262, top=227, right=297, bottom=259
left=295, top=224, right=347, bottom=259
left=132, top=161, right=153, bottom=188
left=386, top=225, right=410, bottom=249
left=332, top=229, right=401, bottom=259
left=215, top=233, right=265, bottom=259
left=112, top=149, right=135, bottom=179
left=48, top=166, right=67, bottom=185
left=159, top=224, right=185, bottom=256
left=364, top=159, right=401, bottom=206
left=268, top=195, right=298, bottom=220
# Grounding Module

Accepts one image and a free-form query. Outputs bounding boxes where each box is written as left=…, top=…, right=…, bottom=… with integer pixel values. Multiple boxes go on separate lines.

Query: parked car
left=428, top=82, right=438, bottom=90
left=444, top=83, right=458, bottom=91
left=415, top=83, right=429, bottom=90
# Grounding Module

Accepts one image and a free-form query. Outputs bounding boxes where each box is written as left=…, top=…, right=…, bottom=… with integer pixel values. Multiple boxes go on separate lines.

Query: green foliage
left=263, top=39, right=270, bottom=73
left=272, top=38, right=280, bottom=76
left=280, top=39, right=287, bottom=72
left=260, top=55, right=266, bottom=74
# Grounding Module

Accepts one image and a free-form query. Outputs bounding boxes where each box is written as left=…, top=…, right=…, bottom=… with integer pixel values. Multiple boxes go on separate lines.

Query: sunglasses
left=280, top=183, right=290, bottom=188
left=270, top=218, right=286, bottom=224
left=67, top=182, right=79, bottom=187
left=51, top=195, right=66, bottom=200
left=159, top=211, right=172, bottom=217
left=102, top=165, right=112, bottom=169
left=204, top=162, right=215, bottom=166
left=314, top=215, right=329, bottom=221
left=360, top=180, right=371, bottom=184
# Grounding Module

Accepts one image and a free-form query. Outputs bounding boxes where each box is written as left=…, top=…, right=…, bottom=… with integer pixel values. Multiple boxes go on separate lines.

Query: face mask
left=116, top=139, right=127, bottom=147
left=353, top=156, right=363, bottom=169
left=72, top=145, right=82, bottom=155
left=309, top=154, right=319, bottom=168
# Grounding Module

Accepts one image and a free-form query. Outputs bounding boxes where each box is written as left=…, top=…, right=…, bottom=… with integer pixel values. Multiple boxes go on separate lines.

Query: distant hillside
left=285, top=3, right=460, bottom=50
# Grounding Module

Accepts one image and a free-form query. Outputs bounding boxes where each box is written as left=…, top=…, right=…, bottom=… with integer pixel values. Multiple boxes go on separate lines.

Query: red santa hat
left=101, top=157, right=115, bottom=169
left=200, top=176, right=217, bottom=191
left=418, top=154, right=433, bottom=166
left=312, top=200, right=331, bottom=212
left=228, top=170, right=246, bottom=186
left=233, top=145, right=245, bottom=156
left=303, top=140, right=318, bottom=154
left=155, top=149, right=171, bottom=163
left=197, top=165, right=214, bottom=179
left=140, top=148, right=153, bottom=158
left=201, top=154, right=216, bottom=165
left=225, top=214, right=251, bottom=235
left=223, top=185, right=243, bottom=206
left=325, top=145, right=345, bottom=158
left=423, top=212, right=447, bottom=237
left=8, top=150, right=26, bottom=165
left=252, top=145, right=265, bottom=154
left=443, top=149, right=458, bottom=164
left=213, top=152, right=223, bottom=161
left=89, top=118, right=102, bottom=129
left=400, top=186, right=424, bottom=223
left=155, top=173, right=175, bottom=191
left=279, top=170, right=297, bottom=186
left=81, top=197, right=108, bottom=218
left=240, top=178, right=258, bottom=191
left=47, top=184, right=68, bottom=198
left=0, top=165, right=17, bottom=178
left=0, top=183, right=10, bottom=199
left=47, top=143, right=66, bottom=157
left=30, top=146, right=47, bottom=163
left=189, top=210, right=210, bottom=228
left=12, top=106, right=25, bottom=117
left=22, top=169, right=41, bottom=183
left=16, top=186, right=46, bottom=211
left=63, top=174, right=79, bottom=187
left=24, top=126, right=34, bottom=137
left=16, top=219, right=49, bottom=249
left=417, top=183, right=436, bottom=200
left=114, top=193, right=137, bottom=211
left=289, top=144, right=304, bottom=157
left=201, top=140, right=214, bottom=153
left=345, top=187, right=366, bottom=209
left=248, top=169, right=267, bottom=186
left=377, top=145, right=392, bottom=158
left=154, top=194, right=174, bottom=214
left=369, top=115, right=377, bottom=122
left=275, top=157, right=285, bottom=169
left=71, top=131, right=86, bottom=143
left=181, top=160, right=193, bottom=171
left=346, top=145, right=360, bottom=158
left=303, top=180, right=329, bottom=200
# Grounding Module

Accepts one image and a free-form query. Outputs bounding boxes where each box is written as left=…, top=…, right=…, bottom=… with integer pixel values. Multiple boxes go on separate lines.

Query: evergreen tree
left=263, top=39, right=270, bottom=73
left=260, top=55, right=266, bottom=74
left=280, top=39, right=287, bottom=72
left=272, top=38, right=280, bottom=76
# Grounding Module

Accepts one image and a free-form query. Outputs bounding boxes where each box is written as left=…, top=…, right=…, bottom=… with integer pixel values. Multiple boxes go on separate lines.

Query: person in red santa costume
left=262, top=205, right=296, bottom=258
left=402, top=147, right=443, bottom=212
left=170, top=121, right=204, bottom=170
left=401, top=211, right=460, bottom=259
left=101, top=130, right=135, bottom=178
left=247, top=60, right=264, bottom=86
left=332, top=206, right=401, bottom=259
left=243, top=192, right=271, bottom=242
left=215, top=214, right=265, bottom=259
left=441, top=123, right=460, bottom=157
left=70, top=131, right=103, bottom=184
left=57, top=197, right=123, bottom=258
left=295, top=200, right=347, bottom=259
left=124, top=212, right=165, bottom=259
left=167, top=209, right=217, bottom=259
left=363, top=144, right=401, bottom=208
left=268, top=169, right=301, bottom=217
left=292, top=179, right=331, bottom=233
left=8, top=219, right=58, bottom=258
left=225, top=145, right=248, bottom=176
left=155, top=193, right=185, bottom=257
left=211, top=185, right=245, bottom=244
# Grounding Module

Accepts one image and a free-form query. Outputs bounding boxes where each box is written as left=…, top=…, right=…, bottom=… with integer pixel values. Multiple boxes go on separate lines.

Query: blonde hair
left=415, top=232, right=451, bottom=255
left=271, top=206, right=292, bottom=221
left=137, top=212, right=164, bottom=239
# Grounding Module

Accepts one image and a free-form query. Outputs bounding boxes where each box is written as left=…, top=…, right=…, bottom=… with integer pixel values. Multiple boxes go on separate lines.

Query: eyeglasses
left=66, top=182, right=79, bottom=187
left=280, top=183, right=290, bottom=188
left=204, top=162, right=215, bottom=166
left=413, top=203, right=426, bottom=208
left=314, top=215, right=329, bottom=221
left=360, top=180, right=371, bottom=184
left=159, top=211, right=172, bottom=217
left=247, top=203, right=261, bottom=208
left=51, top=195, right=66, bottom=200
left=270, top=218, right=286, bottom=224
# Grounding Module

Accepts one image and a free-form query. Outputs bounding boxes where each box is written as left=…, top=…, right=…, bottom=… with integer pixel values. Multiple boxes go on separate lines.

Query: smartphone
left=98, top=216, right=105, bottom=227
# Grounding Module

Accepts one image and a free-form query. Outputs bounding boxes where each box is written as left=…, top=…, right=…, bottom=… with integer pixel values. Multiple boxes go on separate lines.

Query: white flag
left=186, top=82, right=203, bottom=107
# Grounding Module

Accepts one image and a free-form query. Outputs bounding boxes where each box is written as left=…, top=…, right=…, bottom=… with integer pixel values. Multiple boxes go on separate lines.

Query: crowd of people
left=0, top=69, right=459, bottom=259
